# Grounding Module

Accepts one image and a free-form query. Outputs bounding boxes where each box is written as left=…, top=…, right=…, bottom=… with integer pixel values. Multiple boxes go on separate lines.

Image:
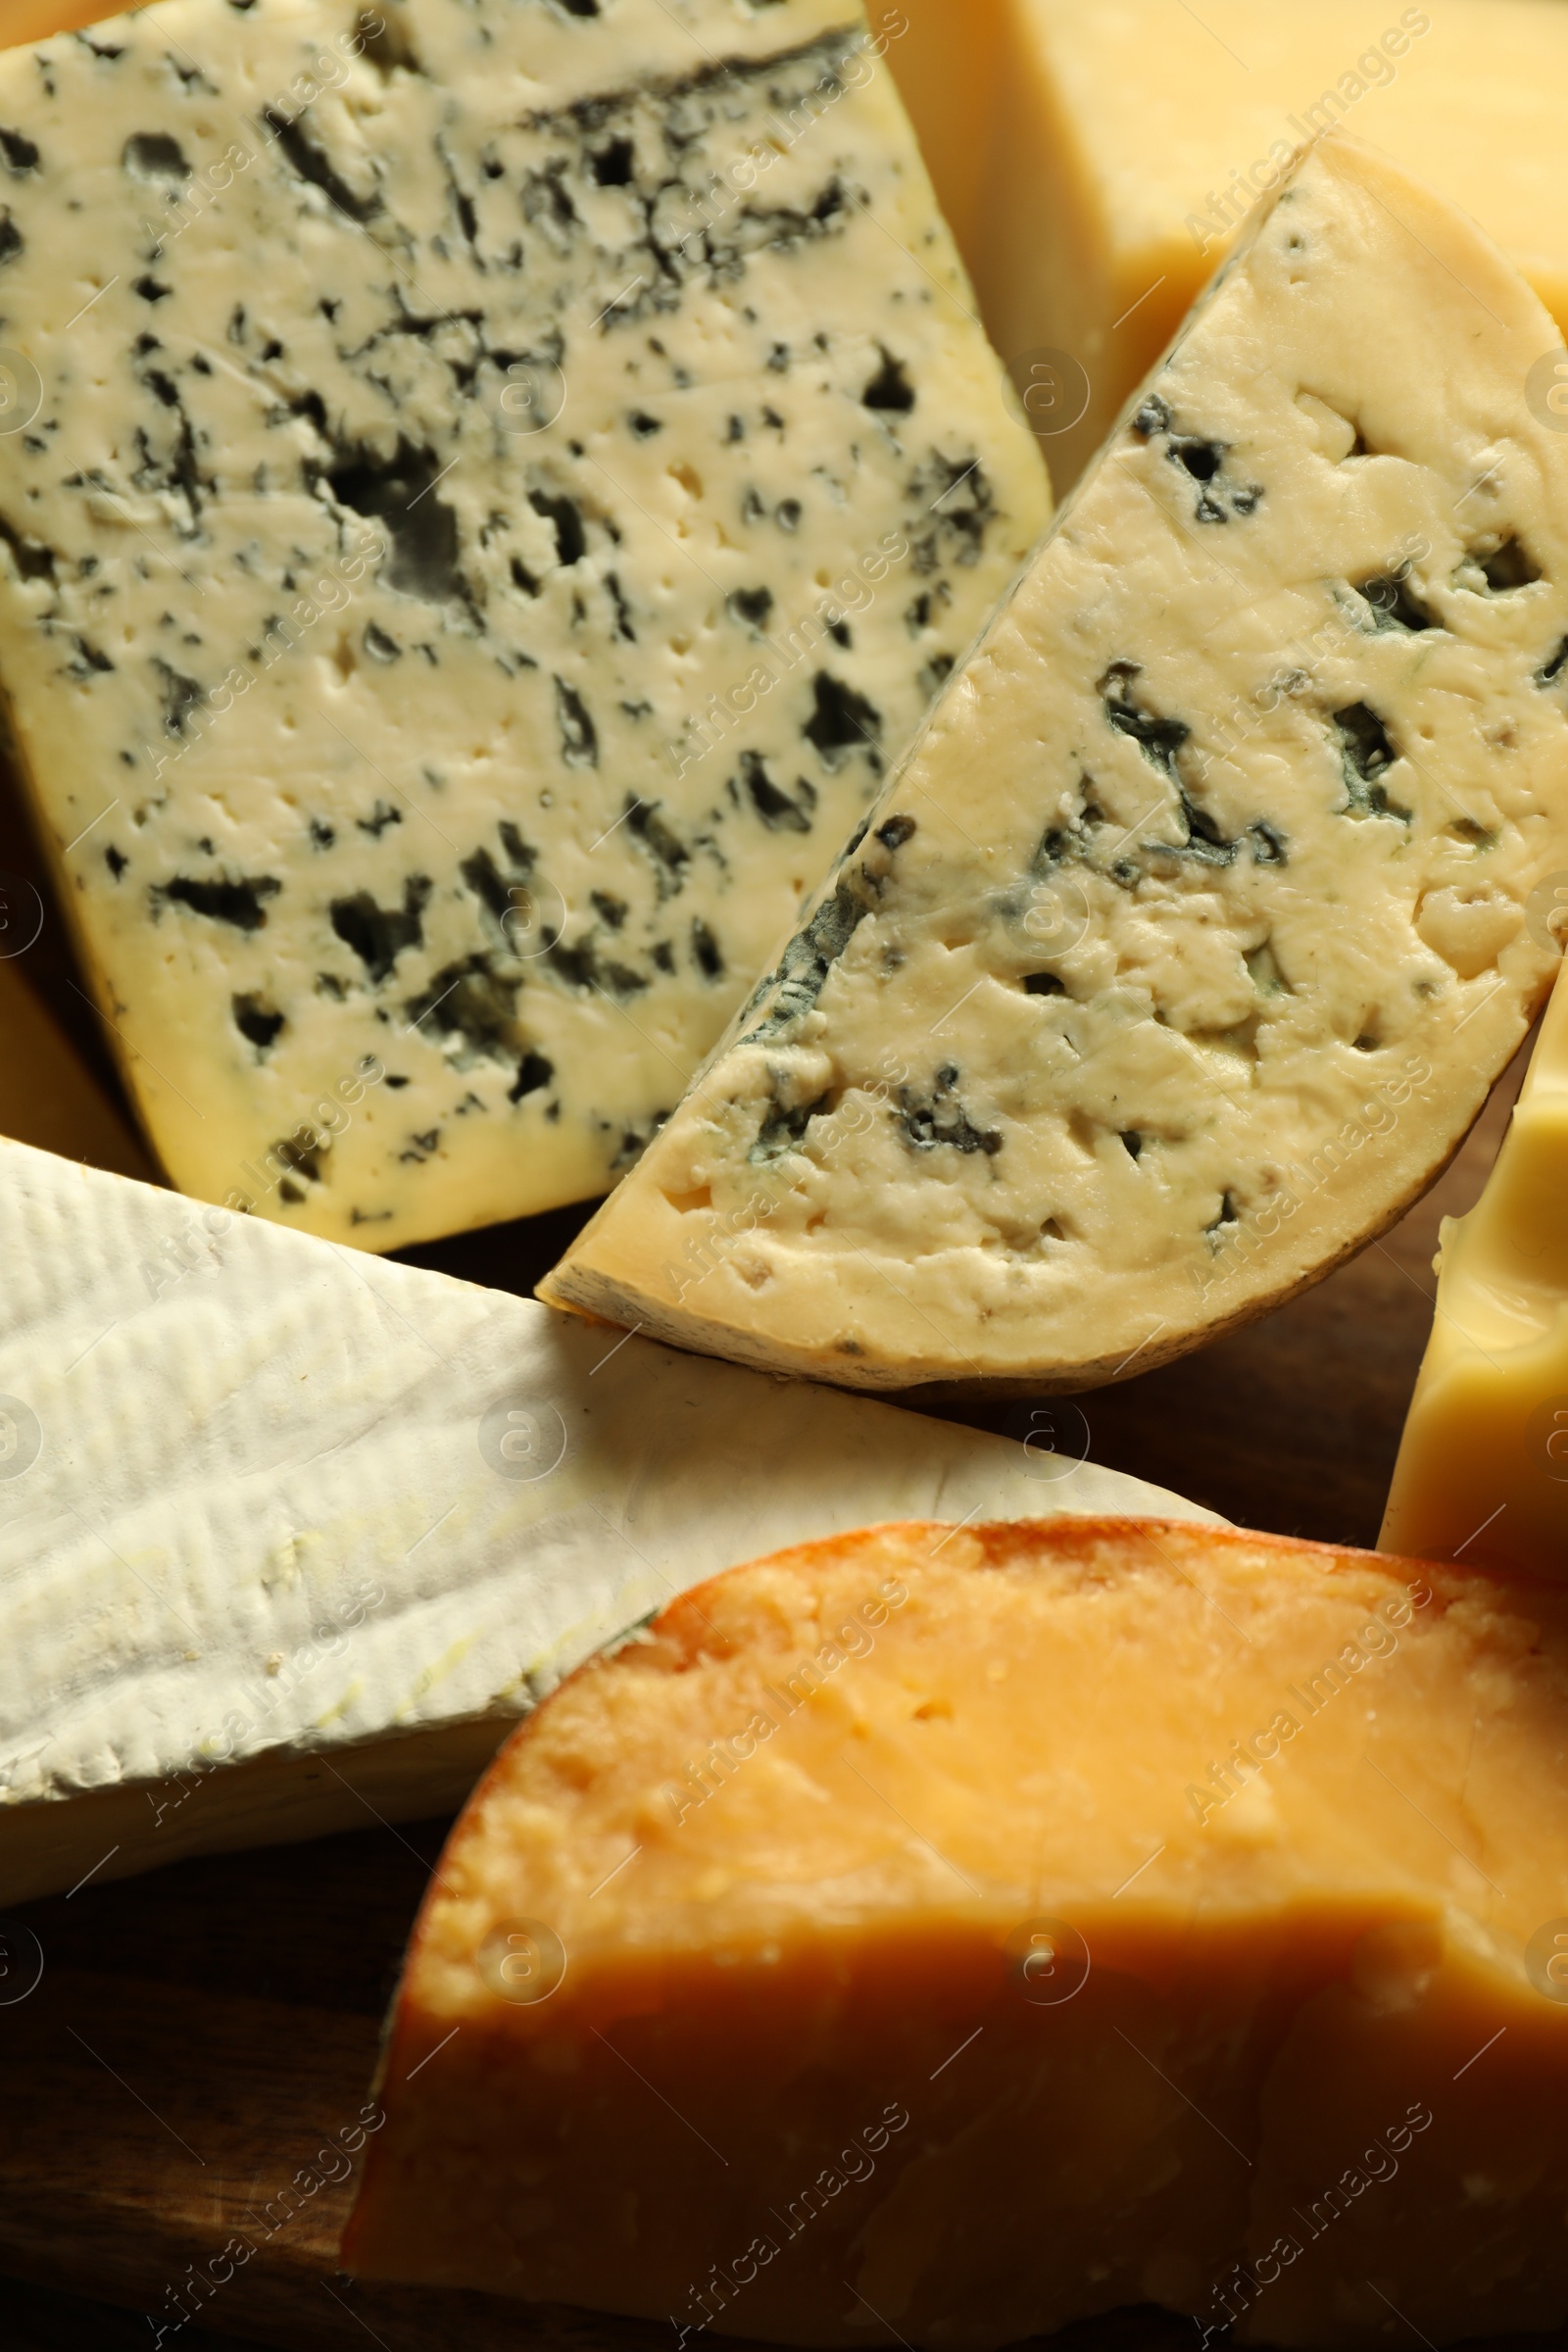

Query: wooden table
left=1, top=1046, right=1560, bottom=2352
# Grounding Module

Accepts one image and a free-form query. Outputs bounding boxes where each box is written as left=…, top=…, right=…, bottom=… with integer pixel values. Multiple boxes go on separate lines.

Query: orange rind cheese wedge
left=343, top=1516, right=1568, bottom=2347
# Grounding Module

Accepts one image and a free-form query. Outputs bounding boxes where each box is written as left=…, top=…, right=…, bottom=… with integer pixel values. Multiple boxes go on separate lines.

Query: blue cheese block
left=0, top=0, right=1047, bottom=1247
left=544, top=135, right=1568, bottom=1391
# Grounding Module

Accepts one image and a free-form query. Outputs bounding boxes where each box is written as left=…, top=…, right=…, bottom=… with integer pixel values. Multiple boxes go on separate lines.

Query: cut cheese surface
left=544, top=135, right=1568, bottom=1392
left=0, top=1134, right=1205, bottom=1905
left=963, top=0, right=1568, bottom=492
left=0, top=0, right=1046, bottom=1250
left=1381, top=961, right=1568, bottom=1574
left=343, top=1516, right=1568, bottom=2349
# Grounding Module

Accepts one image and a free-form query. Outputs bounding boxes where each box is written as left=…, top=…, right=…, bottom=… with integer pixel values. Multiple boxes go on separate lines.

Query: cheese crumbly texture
left=930, top=0, right=1568, bottom=492
left=0, top=0, right=1045, bottom=1248
left=344, top=1517, right=1568, bottom=2348
left=544, top=135, right=1568, bottom=1392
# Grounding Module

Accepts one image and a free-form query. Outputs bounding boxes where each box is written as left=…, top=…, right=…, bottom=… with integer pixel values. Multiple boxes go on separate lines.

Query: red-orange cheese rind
left=343, top=1517, right=1568, bottom=2349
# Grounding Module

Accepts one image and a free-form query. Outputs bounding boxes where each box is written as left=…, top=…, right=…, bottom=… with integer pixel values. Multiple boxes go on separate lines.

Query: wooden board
left=1, top=1041, right=1562, bottom=2352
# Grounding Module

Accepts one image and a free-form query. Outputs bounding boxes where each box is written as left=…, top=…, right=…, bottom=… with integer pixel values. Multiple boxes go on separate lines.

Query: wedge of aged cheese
left=1381, top=963, right=1568, bottom=1574
left=0, top=955, right=157, bottom=1176
left=0, top=1135, right=1206, bottom=1907
left=0, top=0, right=1046, bottom=1252
left=542, top=135, right=1568, bottom=1394
left=342, top=1516, right=1568, bottom=2348
left=931, top=0, right=1568, bottom=492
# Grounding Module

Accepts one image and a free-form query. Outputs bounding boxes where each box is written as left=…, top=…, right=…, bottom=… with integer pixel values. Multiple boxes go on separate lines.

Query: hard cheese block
left=932, top=0, right=1568, bottom=492
left=0, top=1134, right=1205, bottom=1907
left=1381, top=961, right=1568, bottom=1575
left=0, top=0, right=1046, bottom=1250
left=542, top=134, right=1568, bottom=1393
left=342, top=1517, right=1568, bottom=2349
left=878, top=0, right=1004, bottom=268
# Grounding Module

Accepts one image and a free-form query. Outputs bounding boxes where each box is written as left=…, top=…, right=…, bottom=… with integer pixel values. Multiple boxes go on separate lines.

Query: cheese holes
left=159, top=872, right=281, bottom=931
left=528, top=489, right=586, bottom=568
left=1355, top=570, right=1437, bottom=632
left=330, top=876, right=431, bottom=981
left=728, top=586, right=773, bottom=630
left=862, top=348, right=915, bottom=415
left=804, top=672, right=881, bottom=766
left=591, top=138, right=634, bottom=185
left=1331, top=703, right=1410, bottom=822
left=232, top=995, right=285, bottom=1051
left=691, top=918, right=724, bottom=979
left=554, top=677, right=599, bottom=768
left=1246, top=941, right=1292, bottom=998
left=1463, top=535, right=1541, bottom=594
left=511, top=1052, right=554, bottom=1103
left=1339, top=703, right=1393, bottom=772
left=1100, top=662, right=1188, bottom=777
left=1131, top=399, right=1262, bottom=519
left=1173, top=436, right=1222, bottom=482
left=738, top=752, right=815, bottom=834
left=122, top=133, right=191, bottom=182
left=1295, top=391, right=1372, bottom=462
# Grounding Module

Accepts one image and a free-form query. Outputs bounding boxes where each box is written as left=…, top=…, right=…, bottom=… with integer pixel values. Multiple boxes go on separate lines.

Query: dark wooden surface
left=1, top=1035, right=1557, bottom=2349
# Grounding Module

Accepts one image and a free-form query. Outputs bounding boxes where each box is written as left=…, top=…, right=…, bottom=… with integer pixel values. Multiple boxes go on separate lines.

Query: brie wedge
left=0, top=1136, right=1211, bottom=1904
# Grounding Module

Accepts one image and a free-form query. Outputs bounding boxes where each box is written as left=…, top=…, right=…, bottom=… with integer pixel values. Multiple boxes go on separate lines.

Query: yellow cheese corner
left=921, top=0, right=1568, bottom=489
left=1382, top=956, right=1568, bottom=1574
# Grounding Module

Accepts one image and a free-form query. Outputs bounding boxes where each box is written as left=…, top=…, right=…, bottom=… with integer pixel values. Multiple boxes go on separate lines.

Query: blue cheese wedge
left=0, top=0, right=1046, bottom=1250
left=0, top=1133, right=1210, bottom=1906
left=543, top=135, right=1568, bottom=1391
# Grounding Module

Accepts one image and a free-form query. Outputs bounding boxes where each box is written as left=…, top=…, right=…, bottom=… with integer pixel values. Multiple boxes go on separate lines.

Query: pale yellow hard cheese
left=895, top=0, right=1568, bottom=490
left=1382, top=956, right=1568, bottom=1573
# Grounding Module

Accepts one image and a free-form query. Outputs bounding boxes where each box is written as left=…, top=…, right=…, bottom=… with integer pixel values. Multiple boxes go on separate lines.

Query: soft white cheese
left=0, top=1133, right=1211, bottom=1901
left=0, top=0, right=1047, bottom=1248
